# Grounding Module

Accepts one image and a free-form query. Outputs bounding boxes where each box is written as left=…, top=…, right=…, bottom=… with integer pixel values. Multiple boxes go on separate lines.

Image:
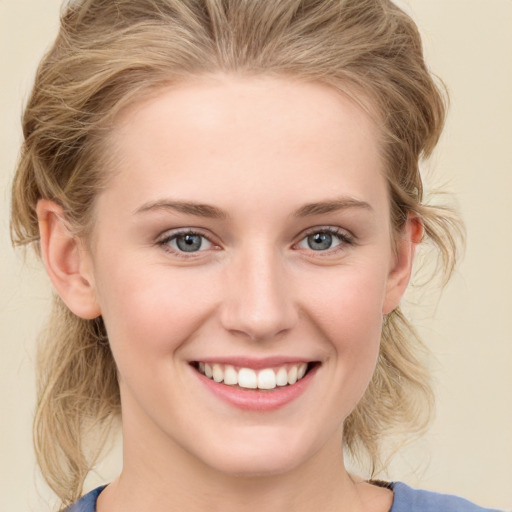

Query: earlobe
left=37, top=199, right=101, bottom=319
left=382, top=216, right=423, bottom=315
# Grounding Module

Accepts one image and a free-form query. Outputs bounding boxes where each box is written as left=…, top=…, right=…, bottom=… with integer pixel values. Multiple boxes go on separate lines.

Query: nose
left=219, top=244, right=299, bottom=341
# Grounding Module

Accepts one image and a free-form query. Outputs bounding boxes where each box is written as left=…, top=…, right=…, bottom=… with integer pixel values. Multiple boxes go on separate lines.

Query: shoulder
left=64, top=485, right=106, bottom=512
left=391, top=482, right=506, bottom=512
left=64, top=482, right=506, bottom=512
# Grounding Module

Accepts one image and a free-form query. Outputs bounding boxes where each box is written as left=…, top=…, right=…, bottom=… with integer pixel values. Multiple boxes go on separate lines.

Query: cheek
left=93, top=258, right=218, bottom=364
left=305, top=262, right=387, bottom=342
left=302, top=264, right=387, bottom=402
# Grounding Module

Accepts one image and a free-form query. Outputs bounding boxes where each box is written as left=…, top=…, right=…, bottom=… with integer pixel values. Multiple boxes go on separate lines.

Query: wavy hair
left=11, top=0, right=463, bottom=506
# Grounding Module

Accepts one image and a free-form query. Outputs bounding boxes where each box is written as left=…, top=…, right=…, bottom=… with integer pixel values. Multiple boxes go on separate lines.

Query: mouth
left=190, top=361, right=318, bottom=391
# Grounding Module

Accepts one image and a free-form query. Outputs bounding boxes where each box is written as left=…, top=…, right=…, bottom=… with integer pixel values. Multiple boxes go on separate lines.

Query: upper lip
left=190, top=356, right=317, bottom=369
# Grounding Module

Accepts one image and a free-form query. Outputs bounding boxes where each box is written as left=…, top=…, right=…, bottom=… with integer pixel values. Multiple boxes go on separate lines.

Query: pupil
left=177, top=234, right=202, bottom=252
left=308, top=232, right=332, bottom=251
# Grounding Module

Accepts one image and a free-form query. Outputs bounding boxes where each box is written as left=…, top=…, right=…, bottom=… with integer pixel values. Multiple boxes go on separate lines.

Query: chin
left=194, top=428, right=318, bottom=478
left=211, top=454, right=302, bottom=479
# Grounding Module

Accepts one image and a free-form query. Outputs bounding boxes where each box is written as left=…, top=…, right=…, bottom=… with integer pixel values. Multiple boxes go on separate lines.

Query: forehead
left=112, top=74, right=380, bottom=152
left=103, top=74, right=387, bottom=217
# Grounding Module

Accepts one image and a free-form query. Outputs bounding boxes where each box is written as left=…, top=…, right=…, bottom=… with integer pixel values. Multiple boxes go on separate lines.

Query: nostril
left=218, top=276, right=299, bottom=341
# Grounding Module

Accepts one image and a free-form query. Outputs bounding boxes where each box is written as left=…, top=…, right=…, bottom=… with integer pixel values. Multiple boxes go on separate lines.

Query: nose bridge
left=220, top=241, right=297, bottom=341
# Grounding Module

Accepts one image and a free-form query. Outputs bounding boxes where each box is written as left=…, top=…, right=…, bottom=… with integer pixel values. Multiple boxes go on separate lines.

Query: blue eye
left=162, top=232, right=213, bottom=253
left=297, top=229, right=350, bottom=251
left=306, top=232, right=335, bottom=251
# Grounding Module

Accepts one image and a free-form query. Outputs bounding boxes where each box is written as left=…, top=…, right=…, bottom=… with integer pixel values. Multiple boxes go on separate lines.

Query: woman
left=9, top=0, right=505, bottom=511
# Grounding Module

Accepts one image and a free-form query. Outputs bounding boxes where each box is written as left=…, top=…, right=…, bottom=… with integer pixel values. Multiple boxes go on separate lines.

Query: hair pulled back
left=11, top=0, right=462, bottom=506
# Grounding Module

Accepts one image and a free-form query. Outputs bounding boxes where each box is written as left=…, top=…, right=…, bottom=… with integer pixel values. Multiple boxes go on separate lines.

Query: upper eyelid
left=155, top=225, right=353, bottom=249
left=156, top=229, right=217, bottom=254
left=157, top=227, right=214, bottom=242
left=293, top=226, right=355, bottom=253
left=298, top=225, right=353, bottom=240
left=157, top=230, right=217, bottom=258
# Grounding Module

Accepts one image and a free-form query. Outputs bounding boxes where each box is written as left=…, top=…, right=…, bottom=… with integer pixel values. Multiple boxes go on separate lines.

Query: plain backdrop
left=1, top=1, right=511, bottom=511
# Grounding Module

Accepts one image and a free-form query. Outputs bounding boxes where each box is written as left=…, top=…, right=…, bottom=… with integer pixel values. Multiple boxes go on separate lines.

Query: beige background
left=1, top=0, right=511, bottom=510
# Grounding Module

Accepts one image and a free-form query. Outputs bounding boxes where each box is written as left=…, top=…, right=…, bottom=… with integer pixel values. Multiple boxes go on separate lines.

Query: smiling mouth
left=191, top=362, right=318, bottom=390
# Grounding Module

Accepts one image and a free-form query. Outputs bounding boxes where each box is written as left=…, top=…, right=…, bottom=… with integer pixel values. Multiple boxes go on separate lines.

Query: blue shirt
left=67, top=482, right=505, bottom=511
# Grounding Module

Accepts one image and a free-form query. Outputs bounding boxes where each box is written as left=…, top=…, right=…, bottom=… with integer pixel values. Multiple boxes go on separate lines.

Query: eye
left=160, top=231, right=213, bottom=253
left=296, top=228, right=352, bottom=252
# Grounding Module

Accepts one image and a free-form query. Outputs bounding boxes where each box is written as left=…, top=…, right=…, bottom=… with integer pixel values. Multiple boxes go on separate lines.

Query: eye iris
left=176, top=234, right=202, bottom=252
left=307, top=232, right=332, bottom=251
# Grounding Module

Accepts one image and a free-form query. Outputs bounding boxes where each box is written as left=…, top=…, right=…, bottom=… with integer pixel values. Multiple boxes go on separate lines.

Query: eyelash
left=298, top=227, right=354, bottom=255
left=156, top=226, right=354, bottom=258
left=157, top=229, right=215, bottom=259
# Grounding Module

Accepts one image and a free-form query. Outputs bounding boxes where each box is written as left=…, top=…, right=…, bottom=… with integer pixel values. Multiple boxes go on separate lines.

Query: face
left=81, top=75, right=413, bottom=477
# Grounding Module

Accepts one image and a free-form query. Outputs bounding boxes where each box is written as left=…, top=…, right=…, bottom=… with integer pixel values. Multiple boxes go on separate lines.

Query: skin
left=37, top=75, right=420, bottom=512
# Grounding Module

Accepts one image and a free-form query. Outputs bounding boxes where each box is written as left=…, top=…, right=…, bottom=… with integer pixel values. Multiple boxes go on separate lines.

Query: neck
left=98, top=428, right=369, bottom=512
left=96, top=396, right=392, bottom=512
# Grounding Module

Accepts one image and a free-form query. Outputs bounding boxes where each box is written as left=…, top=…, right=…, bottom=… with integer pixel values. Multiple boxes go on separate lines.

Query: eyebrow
left=135, top=200, right=228, bottom=219
left=293, top=197, right=373, bottom=217
left=135, top=196, right=373, bottom=219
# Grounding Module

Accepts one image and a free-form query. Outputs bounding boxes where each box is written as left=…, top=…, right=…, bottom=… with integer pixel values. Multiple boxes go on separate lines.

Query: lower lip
left=194, top=365, right=318, bottom=411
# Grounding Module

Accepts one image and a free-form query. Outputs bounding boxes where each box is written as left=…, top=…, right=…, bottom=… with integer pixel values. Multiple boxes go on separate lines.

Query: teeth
left=212, top=364, right=223, bottom=383
left=276, top=367, right=288, bottom=386
left=223, top=365, right=238, bottom=385
left=197, top=362, right=310, bottom=389
left=257, top=369, right=276, bottom=390
left=238, top=368, right=257, bottom=389
left=287, top=365, right=298, bottom=385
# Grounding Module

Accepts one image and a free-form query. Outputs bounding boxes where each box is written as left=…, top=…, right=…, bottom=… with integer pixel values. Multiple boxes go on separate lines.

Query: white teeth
left=223, top=365, right=238, bottom=385
left=287, top=365, right=298, bottom=385
left=297, top=363, right=307, bottom=380
left=276, top=367, right=288, bottom=387
left=257, top=369, right=276, bottom=390
left=212, top=364, right=223, bottom=383
left=197, top=362, right=311, bottom=389
left=238, top=368, right=258, bottom=389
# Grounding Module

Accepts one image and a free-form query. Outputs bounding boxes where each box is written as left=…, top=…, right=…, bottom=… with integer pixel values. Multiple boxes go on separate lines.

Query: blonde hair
left=11, top=0, right=462, bottom=506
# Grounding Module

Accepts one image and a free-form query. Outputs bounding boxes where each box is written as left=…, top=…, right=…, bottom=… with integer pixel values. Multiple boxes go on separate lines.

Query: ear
left=382, top=215, right=423, bottom=314
left=37, top=199, right=101, bottom=319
